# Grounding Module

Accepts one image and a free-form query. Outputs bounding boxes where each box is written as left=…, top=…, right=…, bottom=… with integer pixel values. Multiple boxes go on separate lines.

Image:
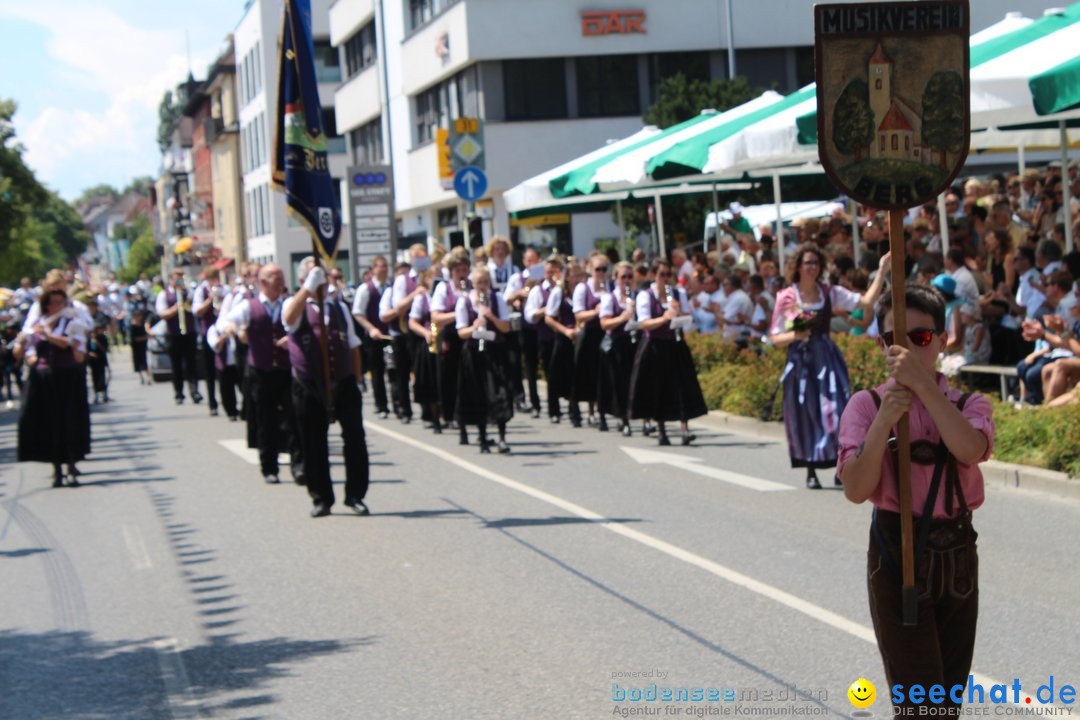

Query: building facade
left=235, top=0, right=351, bottom=286
left=327, top=0, right=1061, bottom=265
left=205, top=39, right=247, bottom=266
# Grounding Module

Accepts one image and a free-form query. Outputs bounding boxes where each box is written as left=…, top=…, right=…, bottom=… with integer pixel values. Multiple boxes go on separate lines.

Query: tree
left=36, top=192, right=93, bottom=261
left=157, top=88, right=186, bottom=153
left=643, top=74, right=758, bottom=129
left=123, top=176, right=155, bottom=197
left=921, top=71, right=965, bottom=167
left=75, top=183, right=119, bottom=207
left=117, top=221, right=159, bottom=285
left=832, top=80, right=874, bottom=162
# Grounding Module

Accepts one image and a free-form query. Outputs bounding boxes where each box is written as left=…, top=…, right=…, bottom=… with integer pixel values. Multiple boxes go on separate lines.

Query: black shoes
left=681, top=434, right=696, bottom=446
left=658, top=434, right=671, bottom=446
left=550, top=415, right=560, bottom=424
left=621, top=423, right=632, bottom=438
left=496, top=440, right=511, bottom=455
left=598, top=418, right=609, bottom=432
left=310, top=503, right=332, bottom=518
left=806, top=472, right=822, bottom=490
left=264, top=473, right=280, bottom=484
left=531, top=408, right=541, bottom=419
left=479, top=441, right=492, bottom=454
left=834, top=475, right=843, bottom=488
left=191, top=392, right=204, bottom=404
left=377, top=410, right=390, bottom=420
left=175, top=396, right=184, bottom=405
left=228, top=414, right=239, bottom=422
left=345, top=499, right=370, bottom=516
left=209, top=408, right=219, bottom=417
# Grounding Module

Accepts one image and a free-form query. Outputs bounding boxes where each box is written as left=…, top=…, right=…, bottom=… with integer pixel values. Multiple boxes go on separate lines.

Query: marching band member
left=156, top=269, right=203, bottom=406
left=352, top=255, right=392, bottom=419
left=217, top=264, right=303, bottom=485
left=628, top=258, right=708, bottom=446
left=544, top=259, right=582, bottom=425
left=407, top=270, right=442, bottom=433
left=597, top=261, right=639, bottom=437
left=432, top=254, right=470, bottom=439
left=192, top=267, right=223, bottom=416
left=379, top=247, right=427, bottom=422
left=206, top=319, right=240, bottom=421
left=18, top=288, right=91, bottom=487
left=504, top=247, right=543, bottom=416
left=487, top=237, right=524, bottom=408
left=571, top=252, right=611, bottom=429
left=283, top=259, right=369, bottom=518
left=455, top=266, right=514, bottom=454
left=524, top=255, right=564, bottom=421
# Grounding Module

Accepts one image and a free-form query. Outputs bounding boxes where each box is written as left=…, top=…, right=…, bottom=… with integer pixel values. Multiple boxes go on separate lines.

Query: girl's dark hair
left=38, top=289, right=66, bottom=314
left=786, top=242, right=826, bottom=285
left=651, top=258, right=672, bottom=274
left=875, top=283, right=947, bottom=333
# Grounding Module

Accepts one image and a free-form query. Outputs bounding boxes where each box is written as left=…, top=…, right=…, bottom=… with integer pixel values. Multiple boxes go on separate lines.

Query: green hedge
left=687, top=333, right=1080, bottom=477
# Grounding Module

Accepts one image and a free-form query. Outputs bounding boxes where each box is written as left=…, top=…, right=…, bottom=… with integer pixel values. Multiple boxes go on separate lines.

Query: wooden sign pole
left=888, top=209, right=916, bottom=626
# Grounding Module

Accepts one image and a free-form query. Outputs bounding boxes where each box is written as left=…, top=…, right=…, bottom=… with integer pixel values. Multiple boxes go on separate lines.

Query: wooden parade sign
left=814, top=1, right=970, bottom=210
left=815, top=0, right=971, bottom=628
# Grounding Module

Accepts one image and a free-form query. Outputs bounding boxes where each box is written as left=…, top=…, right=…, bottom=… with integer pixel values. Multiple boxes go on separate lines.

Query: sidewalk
left=699, top=410, right=1080, bottom=502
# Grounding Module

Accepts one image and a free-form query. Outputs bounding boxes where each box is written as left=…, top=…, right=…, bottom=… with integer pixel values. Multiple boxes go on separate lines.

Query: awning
left=212, top=258, right=235, bottom=270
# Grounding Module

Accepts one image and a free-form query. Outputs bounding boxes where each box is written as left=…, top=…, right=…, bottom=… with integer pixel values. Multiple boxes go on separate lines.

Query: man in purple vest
left=284, top=258, right=369, bottom=518
left=351, top=255, right=391, bottom=418
left=504, top=247, right=543, bottom=415
left=380, top=250, right=426, bottom=422
left=217, top=264, right=303, bottom=485
left=155, top=268, right=202, bottom=405
left=193, top=267, right=223, bottom=416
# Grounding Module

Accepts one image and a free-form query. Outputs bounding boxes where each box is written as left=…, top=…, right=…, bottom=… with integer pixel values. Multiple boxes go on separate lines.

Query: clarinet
left=624, top=282, right=637, bottom=344
left=665, top=284, right=682, bottom=342
left=476, top=289, right=488, bottom=353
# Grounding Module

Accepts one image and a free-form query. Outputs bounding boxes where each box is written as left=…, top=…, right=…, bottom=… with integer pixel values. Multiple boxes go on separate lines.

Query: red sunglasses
left=882, top=328, right=937, bottom=347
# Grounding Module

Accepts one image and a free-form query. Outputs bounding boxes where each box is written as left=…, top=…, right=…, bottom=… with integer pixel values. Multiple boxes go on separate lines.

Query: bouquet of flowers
left=784, top=309, right=817, bottom=333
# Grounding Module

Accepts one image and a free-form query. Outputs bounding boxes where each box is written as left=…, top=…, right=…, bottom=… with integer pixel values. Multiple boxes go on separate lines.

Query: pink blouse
left=836, top=375, right=995, bottom=518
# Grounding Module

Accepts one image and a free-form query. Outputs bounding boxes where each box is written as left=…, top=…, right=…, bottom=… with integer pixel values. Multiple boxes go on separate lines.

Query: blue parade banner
left=272, top=0, right=342, bottom=262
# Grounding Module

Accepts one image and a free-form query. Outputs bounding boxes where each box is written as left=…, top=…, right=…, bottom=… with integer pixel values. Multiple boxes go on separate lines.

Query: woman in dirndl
left=433, top=253, right=470, bottom=439
left=543, top=261, right=582, bottom=425
left=571, top=252, right=612, bottom=429
left=597, top=261, right=639, bottom=436
left=18, top=288, right=91, bottom=487
left=768, top=243, right=890, bottom=489
left=628, top=258, right=707, bottom=446
left=408, top=270, right=442, bottom=433
left=455, top=266, right=514, bottom=454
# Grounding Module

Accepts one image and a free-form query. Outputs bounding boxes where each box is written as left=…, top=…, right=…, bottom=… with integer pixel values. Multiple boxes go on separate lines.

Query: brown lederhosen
left=866, top=390, right=978, bottom=717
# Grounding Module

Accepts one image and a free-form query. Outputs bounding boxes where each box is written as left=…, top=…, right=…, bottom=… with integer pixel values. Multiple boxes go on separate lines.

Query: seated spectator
left=945, top=247, right=980, bottom=302
left=718, top=274, right=753, bottom=343
left=691, top=275, right=724, bottom=335
left=747, top=274, right=773, bottom=341
left=1017, top=270, right=1075, bottom=405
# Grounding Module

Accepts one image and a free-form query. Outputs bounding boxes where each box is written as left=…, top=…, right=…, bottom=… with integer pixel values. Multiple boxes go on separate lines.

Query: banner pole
left=312, top=240, right=335, bottom=423
left=889, top=208, right=916, bottom=626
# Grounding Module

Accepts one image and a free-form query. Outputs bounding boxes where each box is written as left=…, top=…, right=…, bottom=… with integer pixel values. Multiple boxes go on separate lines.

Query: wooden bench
left=959, top=364, right=1018, bottom=400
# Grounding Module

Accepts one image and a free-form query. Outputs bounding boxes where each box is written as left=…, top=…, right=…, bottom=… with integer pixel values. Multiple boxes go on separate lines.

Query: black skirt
left=597, top=333, right=635, bottom=418
left=411, top=332, right=439, bottom=405
left=131, top=338, right=148, bottom=372
left=437, top=326, right=462, bottom=423
left=628, top=337, right=708, bottom=422
left=18, top=366, right=90, bottom=465
left=547, top=333, right=576, bottom=400
left=572, top=324, right=604, bottom=402
left=455, top=341, right=514, bottom=426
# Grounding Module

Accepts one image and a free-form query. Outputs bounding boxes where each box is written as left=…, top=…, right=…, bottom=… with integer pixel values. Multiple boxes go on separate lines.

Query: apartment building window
left=314, top=39, right=341, bottom=83
left=350, top=117, right=384, bottom=165
left=414, top=72, right=465, bottom=145
left=323, top=108, right=346, bottom=155
left=504, top=59, right=567, bottom=121
left=408, top=0, right=458, bottom=32
left=345, top=21, right=377, bottom=78
left=577, top=55, right=639, bottom=117
left=260, top=113, right=268, bottom=164
left=254, top=42, right=262, bottom=94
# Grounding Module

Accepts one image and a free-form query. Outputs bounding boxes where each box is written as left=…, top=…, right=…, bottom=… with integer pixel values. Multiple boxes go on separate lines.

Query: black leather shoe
left=191, top=393, right=204, bottom=404
left=65, top=473, right=80, bottom=488
left=806, top=474, right=822, bottom=490
left=658, top=434, right=671, bottom=446
left=496, top=440, right=511, bottom=454
left=531, top=408, right=541, bottom=419
left=293, top=472, right=306, bottom=486
left=345, top=499, right=370, bottom=516
left=570, top=418, right=582, bottom=428
left=432, top=423, right=442, bottom=434
left=681, top=433, right=696, bottom=446
left=52, top=473, right=64, bottom=489
left=209, top=408, right=219, bottom=417
left=401, top=416, right=412, bottom=425
left=228, top=415, right=239, bottom=422
left=479, top=441, right=492, bottom=454
left=833, top=475, right=843, bottom=487
left=459, top=433, right=469, bottom=446
left=598, top=418, right=609, bottom=432
left=175, top=396, right=184, bottom=405
left=621, top=423, right=632, bottom=438
left=550, top=415, right=560, bottom=424
left=263, top=473, right=280, bottom=484
left=310, top=504, right=332, bottom=518
left=642, top=422, right=654, bottom=436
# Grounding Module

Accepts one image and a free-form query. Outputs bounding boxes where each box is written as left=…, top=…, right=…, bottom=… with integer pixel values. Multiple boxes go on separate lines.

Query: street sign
left=436, top=129, right=453, bottom=190
left=453, top=166, right=488, bottom=202
left=448, top=117, right=484, bottom=173
left=347, top=165, right=397, bottom=275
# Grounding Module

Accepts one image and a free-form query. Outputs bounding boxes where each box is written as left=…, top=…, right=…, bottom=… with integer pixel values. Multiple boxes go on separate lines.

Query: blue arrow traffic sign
left=453, top=166, right=488, bottom=202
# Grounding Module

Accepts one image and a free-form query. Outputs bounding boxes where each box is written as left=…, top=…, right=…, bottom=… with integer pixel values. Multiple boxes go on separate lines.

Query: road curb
left=700, top=410, right=1079, bottom=500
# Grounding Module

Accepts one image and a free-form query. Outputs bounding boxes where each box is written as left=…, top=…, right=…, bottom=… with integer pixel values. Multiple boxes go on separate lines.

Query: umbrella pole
left=311, top=241, right=336, bottom=423
left=712, top=182, right=722, bottom=254
left=655, top=193, right=667, bottom=260
left=889, top=209, right=917, bottom=626
left=616, top=199, right=627, bottom=260
left=1018, top=144, right=1026, bottom=175
left=1062, top=121, right=1074, bottom=254
left=772, top=173, right=783, bottom=267
left=850, top=198, right=861, bottom=268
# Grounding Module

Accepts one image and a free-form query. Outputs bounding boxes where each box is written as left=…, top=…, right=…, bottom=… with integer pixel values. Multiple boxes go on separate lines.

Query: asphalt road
left=2, top=360, right=1078, bottom=720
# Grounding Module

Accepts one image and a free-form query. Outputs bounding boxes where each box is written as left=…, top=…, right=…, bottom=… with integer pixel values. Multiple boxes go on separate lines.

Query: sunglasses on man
left=881, top=327, right=938, bottom=347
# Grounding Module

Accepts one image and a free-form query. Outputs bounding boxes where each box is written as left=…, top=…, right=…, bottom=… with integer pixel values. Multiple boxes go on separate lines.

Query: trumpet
left=665, top=284, right=682, bottom=342
left=623, top=282, right=638, bottom=343
left=428, top=316, right=439, bottom=355
left=176, top=284, right=188, bottom=335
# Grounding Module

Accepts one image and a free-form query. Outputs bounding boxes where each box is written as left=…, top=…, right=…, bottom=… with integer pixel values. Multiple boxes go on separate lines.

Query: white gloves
left=303, top=266, right=327, bottom=293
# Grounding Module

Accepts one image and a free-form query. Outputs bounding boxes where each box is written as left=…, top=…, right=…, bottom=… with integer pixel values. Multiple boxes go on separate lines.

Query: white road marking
left=368, top=419, right=1035, bottom=708
left=218, top=439, right=288, bottom=466
left=122, top=524, right=152, bottom=571
left=621, top=446, right=794, bottom=492
left=153, top=638, right=201, bottom=719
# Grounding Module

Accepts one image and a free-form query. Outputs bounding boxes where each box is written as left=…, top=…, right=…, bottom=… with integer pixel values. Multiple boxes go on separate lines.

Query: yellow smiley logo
left=848, top=678, right=876, bottom=708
